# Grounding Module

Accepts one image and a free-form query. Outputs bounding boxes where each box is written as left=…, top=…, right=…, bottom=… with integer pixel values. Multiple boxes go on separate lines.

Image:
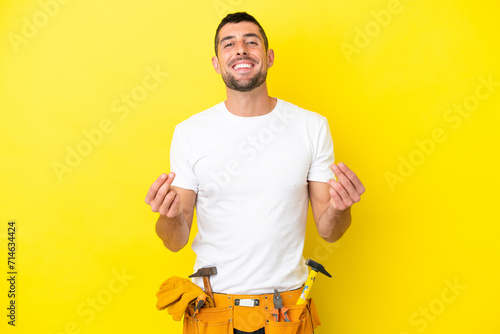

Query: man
left=146, top=12, right=364, bottom=334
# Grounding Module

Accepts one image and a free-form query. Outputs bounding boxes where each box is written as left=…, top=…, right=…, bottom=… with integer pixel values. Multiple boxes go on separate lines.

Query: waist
left=211, top=286, right=303, bottom=309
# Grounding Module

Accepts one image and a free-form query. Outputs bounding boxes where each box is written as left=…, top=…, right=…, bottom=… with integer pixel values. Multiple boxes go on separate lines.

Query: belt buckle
left=234, top=298, right=259, bottom=307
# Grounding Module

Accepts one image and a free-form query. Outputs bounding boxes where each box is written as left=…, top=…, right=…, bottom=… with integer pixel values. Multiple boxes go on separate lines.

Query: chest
left=190, top=122, right=312, bottom=196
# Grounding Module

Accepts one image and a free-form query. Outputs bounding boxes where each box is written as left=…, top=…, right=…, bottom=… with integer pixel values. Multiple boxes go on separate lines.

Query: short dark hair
left=214, top=12, right=269, bottom=57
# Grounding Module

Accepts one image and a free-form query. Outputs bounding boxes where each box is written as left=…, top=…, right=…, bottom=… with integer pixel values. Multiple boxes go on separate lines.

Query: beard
left=221, top=64, right=268, bottom=92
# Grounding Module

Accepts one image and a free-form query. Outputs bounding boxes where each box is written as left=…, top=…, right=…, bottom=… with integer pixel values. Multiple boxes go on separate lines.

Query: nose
left=236, top=42, right=248, bottom=55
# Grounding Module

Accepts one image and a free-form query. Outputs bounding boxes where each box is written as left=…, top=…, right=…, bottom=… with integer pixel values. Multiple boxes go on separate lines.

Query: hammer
left=189, top=266, right=217, bottom=307
left=296, top=259, right=332, bottom=305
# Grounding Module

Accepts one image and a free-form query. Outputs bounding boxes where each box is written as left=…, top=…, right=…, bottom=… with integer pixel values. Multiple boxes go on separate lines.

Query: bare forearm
left=317, top=205, right=352, bottom=243
left=155, top=213, right=190, bottom=252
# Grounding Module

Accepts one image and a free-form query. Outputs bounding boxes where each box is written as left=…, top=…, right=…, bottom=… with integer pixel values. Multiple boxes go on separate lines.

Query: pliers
left=192, top=294, right=206, bottom=318
left=271, top=289, right=290, bottom=322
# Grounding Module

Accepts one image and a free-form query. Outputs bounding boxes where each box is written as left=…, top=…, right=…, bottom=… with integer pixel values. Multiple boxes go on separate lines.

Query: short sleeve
left=307, top=117, right=335, bottom=182
left=170, top=124, right=199, bottom=193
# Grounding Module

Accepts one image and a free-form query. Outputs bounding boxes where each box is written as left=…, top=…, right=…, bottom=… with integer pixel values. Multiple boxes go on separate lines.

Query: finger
left=145, top=173, right=169, bottom=204
left=158, top=188, right=178, bottom=216
left=330, top=163, right=344, bottom=181
left=337, top=162, right=365, bottom=195
left=329, top=163, right=339, bottom=181
left=150, top=174, right=175, bottom=212
left=164, top=172, right=176, bottom=188
left=329, top=185, right=348, bottom=211
left=326, top=178, right=337, bottom=189
left=332, top=164, right=360, bottom=202
left=329, top=180, right=353, bottom=209
left=166, top=193, right=181, bottom=218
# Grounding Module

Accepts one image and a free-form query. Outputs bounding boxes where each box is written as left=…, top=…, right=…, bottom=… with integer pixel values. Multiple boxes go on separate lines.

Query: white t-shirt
left=170, top=98, right=335, bottom=294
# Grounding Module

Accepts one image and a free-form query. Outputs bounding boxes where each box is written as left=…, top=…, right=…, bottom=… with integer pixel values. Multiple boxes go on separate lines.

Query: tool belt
left=183, top=287, right=321, bottom=334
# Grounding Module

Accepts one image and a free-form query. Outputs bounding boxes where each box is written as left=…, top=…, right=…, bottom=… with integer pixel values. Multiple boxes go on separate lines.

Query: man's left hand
left=327, top=162, right=365, bottom=211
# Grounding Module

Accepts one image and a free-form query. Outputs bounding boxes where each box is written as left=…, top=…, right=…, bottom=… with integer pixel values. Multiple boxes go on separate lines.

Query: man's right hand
left=145, top=173, right=182, bottom=218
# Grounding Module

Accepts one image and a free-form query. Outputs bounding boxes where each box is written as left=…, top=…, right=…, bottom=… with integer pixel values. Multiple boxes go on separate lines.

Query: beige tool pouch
left=263, top=298, right=320, bottom=334
left=184, top=305, right=233, bottom=334
left=183, top=288, right=321, bottom=334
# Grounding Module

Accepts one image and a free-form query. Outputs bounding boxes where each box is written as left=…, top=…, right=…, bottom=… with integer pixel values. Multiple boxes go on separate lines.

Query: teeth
left=234, top=63, right=252, bottom=69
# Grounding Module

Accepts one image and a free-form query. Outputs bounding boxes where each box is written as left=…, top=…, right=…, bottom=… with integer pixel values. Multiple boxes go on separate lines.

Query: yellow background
left=1, top=0, right=499, bottom=333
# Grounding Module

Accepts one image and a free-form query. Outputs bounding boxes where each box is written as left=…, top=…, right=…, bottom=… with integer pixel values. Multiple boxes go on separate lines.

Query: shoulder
left=175, top=102, right=225, bottom=131
left=278, top=99, right=329, bottom=127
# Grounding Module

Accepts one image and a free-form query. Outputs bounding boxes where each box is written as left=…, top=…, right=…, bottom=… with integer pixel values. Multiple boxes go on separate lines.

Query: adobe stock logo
left=213, top=0, right=244, bottom=20
left=385, top=75, right=499, bottom=192
left=52, top=64, right=168, bottom=182
left=47, top=268, right=134, bottom=334
left=397, top=277, right=467, bottom=334
left=7, top=0, right=72, bottom=54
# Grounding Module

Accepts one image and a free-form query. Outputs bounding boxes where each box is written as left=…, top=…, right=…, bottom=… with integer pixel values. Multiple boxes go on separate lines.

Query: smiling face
left=213, top=21, right=274, bottom=92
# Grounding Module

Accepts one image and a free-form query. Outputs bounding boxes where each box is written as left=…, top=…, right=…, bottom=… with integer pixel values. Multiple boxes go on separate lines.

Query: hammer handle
left=202, top=276, right=215, bottom=306
left=297, top=270, right=318, bottom=305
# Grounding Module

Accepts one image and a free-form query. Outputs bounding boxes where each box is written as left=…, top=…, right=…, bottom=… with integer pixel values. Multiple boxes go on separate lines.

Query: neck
left=224, top=82, right=276, bottom=117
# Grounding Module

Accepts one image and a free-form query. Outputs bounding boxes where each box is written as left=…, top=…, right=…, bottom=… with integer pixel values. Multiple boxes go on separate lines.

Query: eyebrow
left=219, top=33, right=261, bottom=45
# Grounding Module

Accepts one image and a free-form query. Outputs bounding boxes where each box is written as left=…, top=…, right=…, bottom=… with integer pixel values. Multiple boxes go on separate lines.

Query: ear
left=212, top=56, right=221, bottom=74
left=266, top=49, right=275, bottom=69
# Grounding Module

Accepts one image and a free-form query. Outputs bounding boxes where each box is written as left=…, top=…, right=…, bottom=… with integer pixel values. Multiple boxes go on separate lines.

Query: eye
left=248, top=41, right=257, bottom=45
left=224, top=43, right=233, bottom=48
